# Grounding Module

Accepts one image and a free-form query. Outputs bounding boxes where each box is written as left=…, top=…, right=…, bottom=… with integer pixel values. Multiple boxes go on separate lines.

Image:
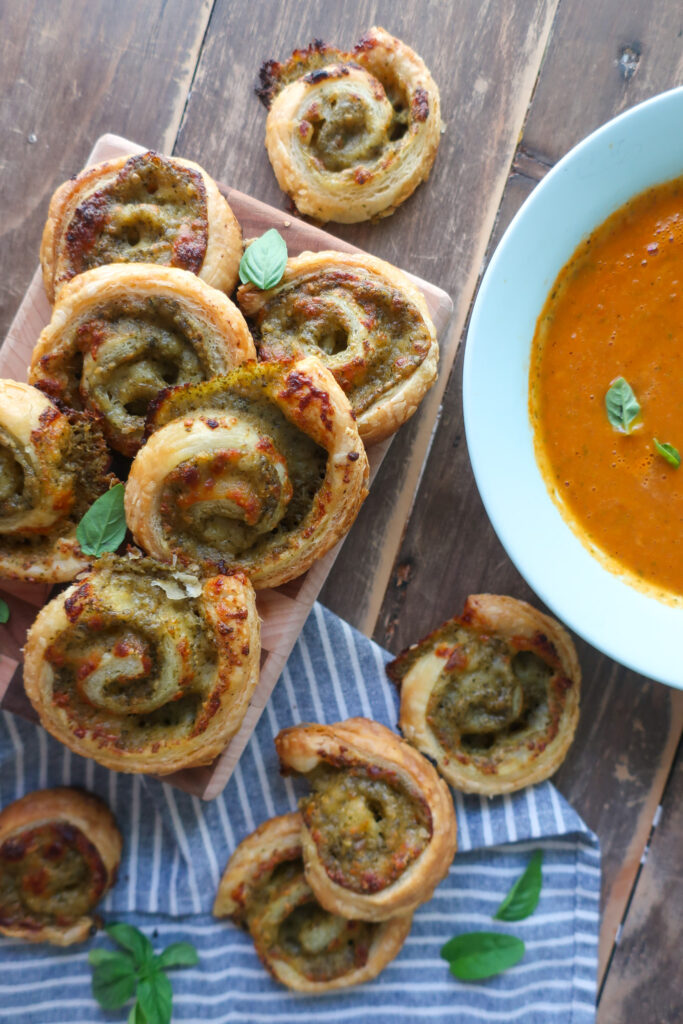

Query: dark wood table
left=1, top=2, right=681, bottom=1019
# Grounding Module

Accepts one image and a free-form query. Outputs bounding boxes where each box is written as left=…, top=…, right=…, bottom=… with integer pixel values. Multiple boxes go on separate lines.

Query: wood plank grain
left=522, top=0, right=683, bottom=165
left=175, top=0, right=561, bottom=631
left=598, top=745, right=683, bottom=1023
left=0, top=0, right=213, bottom=341
left=374, top=0, right=683, bottom=996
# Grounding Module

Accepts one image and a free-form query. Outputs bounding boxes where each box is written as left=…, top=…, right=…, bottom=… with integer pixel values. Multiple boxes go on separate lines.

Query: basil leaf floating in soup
left=0, top=598, right=9, bottom=624
left=605, top=376, right=641, bottom=434
left=493, top=850, right=543, bottom=922
left=440, top=931, right=525, bottom=981
left=76, top=483, right=127, bottom=557
left=653, top=438, right=681, bottom=468
left=239, top=228, right=288, bottom=290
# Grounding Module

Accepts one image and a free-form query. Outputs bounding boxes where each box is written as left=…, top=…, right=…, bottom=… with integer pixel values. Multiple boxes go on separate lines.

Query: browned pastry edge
left=390, top=594, right=581, bottom=795
left=238, top=250, right=439, bottom=445
left=124, top=357, right=370, bottom=588
left=275, top=718, right=457, bottom=921
left=40, top=152, right=242, bottom=302
left=213, top=811, right=413, bottom=991
left=22, top=560, right=261, bottom=775
left=0, top=787, right=122, bottom=946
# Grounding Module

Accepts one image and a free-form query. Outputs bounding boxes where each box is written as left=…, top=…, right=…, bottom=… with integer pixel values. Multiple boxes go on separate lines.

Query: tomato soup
left=529, top=175, right=683, bottom=599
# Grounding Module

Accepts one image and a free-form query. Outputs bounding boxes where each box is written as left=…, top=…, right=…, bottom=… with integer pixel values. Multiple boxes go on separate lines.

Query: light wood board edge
left=0, top=132, right=453, bottom=800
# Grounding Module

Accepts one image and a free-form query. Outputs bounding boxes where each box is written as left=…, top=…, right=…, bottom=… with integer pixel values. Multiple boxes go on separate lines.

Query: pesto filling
left=0, top=432, right=34, bottom=520
left=155, top=375, right=327, bottom=570
left=0, top=823, right=105, bottom=927
left=245, top=856, right=378, bottom=982
left=46, top=558, right=216, bottom=752
left=301, top=763, right=431, bottom=894
left=271, top=45, right=411, bottom=168
left=65, top=152, right=208, bottom=279
left=0, top=412, right=110, bottom=563
left=56, top=296, right=214, bottom=455
left=426, top=627, right=555, bottom=759
left=254, top=268, right=430, bottom=415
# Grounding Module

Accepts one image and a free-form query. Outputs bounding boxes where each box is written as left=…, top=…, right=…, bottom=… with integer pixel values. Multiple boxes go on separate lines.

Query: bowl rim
left=463, top=85, right=683, bottom=689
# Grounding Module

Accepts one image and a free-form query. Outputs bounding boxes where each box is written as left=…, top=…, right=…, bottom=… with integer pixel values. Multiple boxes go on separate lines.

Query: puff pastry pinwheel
left=214, top=812, right=412, bottom=991
left=388, top=595, right=581, bottom=795
left=29, top=265, right=255, bottom=456
left=275, top=718, right=456, bottom=922
left=0, top=380, right=113, bottom=582
left=238, top=251, right=438, bottom=444
left=23, top=554, right=260, bottom=774
left=258, top=26, right=442, bottom=222
left=0, top=787, right=121, bottom=945
left=125, top=358, right=369, bottom=588
left=40, top=150, right=242, bottom=302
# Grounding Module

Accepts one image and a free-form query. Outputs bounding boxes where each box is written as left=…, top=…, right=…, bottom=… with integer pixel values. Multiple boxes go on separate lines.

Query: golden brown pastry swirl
left=259, top=26, right=442, bottom=222
left=125, top=358, right=369, bottom=588
left=29, top=265, right=255, bottom=456
left=40, top=150, right=243, bottom=301
left=23, top=554, right=260, bottom=774
left=0, top=380, right=113, bottom=582
left=238, top=251, right=438, bottom=444
left=275, top=718, right=456, bottom=922
left=214, top=812, right=412, bottom=991
left=0, top=787, right=121, bottom=946
left=389, top=595, right=581, bottom=795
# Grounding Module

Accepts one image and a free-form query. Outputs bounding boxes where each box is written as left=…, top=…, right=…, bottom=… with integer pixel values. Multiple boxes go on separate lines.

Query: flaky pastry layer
left=389, top=594, right=581, bottom=795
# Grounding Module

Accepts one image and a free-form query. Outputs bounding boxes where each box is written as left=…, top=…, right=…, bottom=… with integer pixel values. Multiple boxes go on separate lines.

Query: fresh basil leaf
left=494, top=850, right=543, bottom=922
left=137, top=971, right=173, bottom=1024
left=239, top=228, right=288, bottom=290
left=605, top=376, right=641, bottom=433
left=76, top=483, right=126, bottom=557
left=155, top=941, right=200, bottom=970
left=90, top=954, right=137, bottom=1009
left=88, top=948, right=135, bottom=969
left=129, top=1002, right=147, bottom=1024
left=106, top=922, right=155, bottom=968
left=440, top=931, right=525, bottom=981
left=0, top=598, right=9, bottom=624
left=653, top=438, right=681, bottom=468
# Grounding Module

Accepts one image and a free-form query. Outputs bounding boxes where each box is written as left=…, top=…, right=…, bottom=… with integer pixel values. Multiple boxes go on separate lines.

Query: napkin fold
left=0, top=602, right=600, bottom=1023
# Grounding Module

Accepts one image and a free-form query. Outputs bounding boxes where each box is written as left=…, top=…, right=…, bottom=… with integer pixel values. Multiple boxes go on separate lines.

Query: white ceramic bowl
left=463, top=87, right=683, bottom=689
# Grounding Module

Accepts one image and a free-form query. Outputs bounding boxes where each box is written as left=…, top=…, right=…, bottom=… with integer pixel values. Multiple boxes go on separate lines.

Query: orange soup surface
left=530, top=175, right=683, bottom=599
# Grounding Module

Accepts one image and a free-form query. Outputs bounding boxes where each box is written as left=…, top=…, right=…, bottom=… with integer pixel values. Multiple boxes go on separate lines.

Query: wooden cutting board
left=0, top=133, right=454, bottom=799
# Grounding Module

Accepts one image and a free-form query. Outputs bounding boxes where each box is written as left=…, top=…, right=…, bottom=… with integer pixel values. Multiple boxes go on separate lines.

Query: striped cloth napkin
left=0, top=602, right=600, bottom=1023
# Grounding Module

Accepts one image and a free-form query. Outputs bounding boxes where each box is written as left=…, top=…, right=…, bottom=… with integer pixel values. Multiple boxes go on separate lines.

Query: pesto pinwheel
left=275, top=718, right=456, bottom=922
left=29, top=264, right=255, bottom=456
left=0, top=787, right=122, bottom=946
left=258, top=26, right=442, bottom=222
left=0, top=379, right=113, bottom=583
left=238, top=251, right=438, bottom=444
left=214, top=812, right=412, bottom=991
left=23, top=554, right=260, bottom=774
left=40, top=150, right=242, bottom=301
left=389, top=595, right=581, bottom=795
left=125, top=358, right=369, bottom=588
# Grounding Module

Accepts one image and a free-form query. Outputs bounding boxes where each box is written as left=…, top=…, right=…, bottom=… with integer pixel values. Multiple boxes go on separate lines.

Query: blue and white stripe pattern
left=0, top=602, right=600, bottom=1022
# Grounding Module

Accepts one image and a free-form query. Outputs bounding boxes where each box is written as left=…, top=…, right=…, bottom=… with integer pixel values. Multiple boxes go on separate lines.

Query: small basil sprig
left=0, top=598, right=9, bottom=624
left=89, top=922, right=199, bottom=1024
left=76, top=483, right=126, bottom=557
left=494, top=850, right=543, bottom=921
left=239, top=228, right=287, bottom=290
left=605, top=376, right=641, bottom=433
left=442, top=850, right=544, bottom=982
left=440, top=932, right=525, bottom=981
left=653, top=438, right=681, bottom=468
